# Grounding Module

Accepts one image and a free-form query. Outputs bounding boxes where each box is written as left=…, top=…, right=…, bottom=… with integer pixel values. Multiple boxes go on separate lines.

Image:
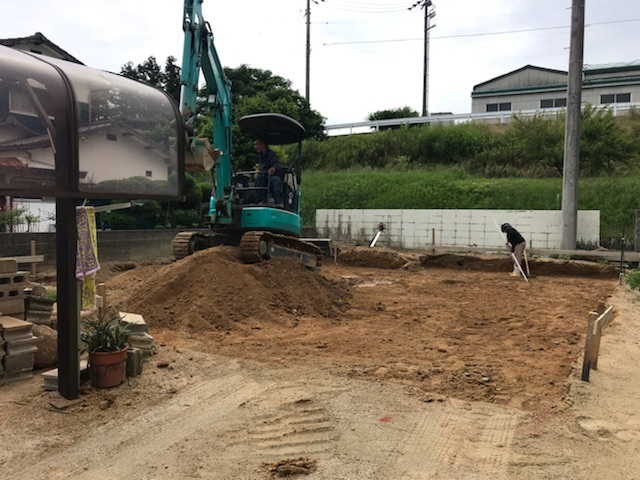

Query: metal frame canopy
left=0, top=46, right=185, bottom=200
left=0, top=45, right=186, bottom=399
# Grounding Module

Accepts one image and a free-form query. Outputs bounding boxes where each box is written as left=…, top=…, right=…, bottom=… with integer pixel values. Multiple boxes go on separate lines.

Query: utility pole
left=305, top=0, right=324, bottom=103
left=410, top=0, right=436, bottom=117
left=561, top=0, right=585, bottom=249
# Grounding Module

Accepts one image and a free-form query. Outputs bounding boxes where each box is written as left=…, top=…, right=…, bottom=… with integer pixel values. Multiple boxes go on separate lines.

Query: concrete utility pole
left=410, top=0, right=436, bottom=117
left=305, top=0, right=324, bottom=103
left=561, top=0, right=586, bottom=250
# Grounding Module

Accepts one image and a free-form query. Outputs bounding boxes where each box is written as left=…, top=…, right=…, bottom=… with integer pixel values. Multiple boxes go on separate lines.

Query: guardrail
left=324, top=103, right=640, bottom=136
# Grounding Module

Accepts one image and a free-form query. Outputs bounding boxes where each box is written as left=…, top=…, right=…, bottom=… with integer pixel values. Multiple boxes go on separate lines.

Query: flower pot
left=89, top=348, right=128, bottom=388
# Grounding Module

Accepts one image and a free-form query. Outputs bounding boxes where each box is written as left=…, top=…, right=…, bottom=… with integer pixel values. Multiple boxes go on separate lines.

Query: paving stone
left=41, top=360, right=89, bottom=391
left=3, top=352, right=35, bottom=372
left=5, top=335, right=37, bottom=356
left=0, top=259, right=17, bottom=274
left=4, top=369, right=33, bottom=383
left=0, top=299, right=25, bottom=317
left=0, top=316, right=33, bottom=342
left=120, top=311, right=148, bottom=333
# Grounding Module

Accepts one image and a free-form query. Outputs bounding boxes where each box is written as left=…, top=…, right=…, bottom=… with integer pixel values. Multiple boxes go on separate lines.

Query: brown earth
left=105, top=246, right=617, bottom=411
left=0, top=246, right=635, bottom=480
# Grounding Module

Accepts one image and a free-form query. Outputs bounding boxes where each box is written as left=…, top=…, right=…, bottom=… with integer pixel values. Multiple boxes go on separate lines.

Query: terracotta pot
left=89, top=348, right=128, bottom=388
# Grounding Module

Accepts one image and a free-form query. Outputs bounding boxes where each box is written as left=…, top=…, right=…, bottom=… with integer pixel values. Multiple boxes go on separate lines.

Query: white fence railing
left=324, top=103, right=640, bottom=136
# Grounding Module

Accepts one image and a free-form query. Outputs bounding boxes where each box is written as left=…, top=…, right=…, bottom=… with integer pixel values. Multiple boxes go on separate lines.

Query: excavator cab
left=235, top=113, right=305, bottom=214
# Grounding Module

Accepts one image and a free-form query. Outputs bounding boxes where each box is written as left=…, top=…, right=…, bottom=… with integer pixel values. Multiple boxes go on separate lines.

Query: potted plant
left=81, top=311, right=132, bottom=388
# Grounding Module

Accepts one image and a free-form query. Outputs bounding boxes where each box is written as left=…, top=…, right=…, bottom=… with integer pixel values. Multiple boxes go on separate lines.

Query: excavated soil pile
left=106, top=247, right=351, bottom=333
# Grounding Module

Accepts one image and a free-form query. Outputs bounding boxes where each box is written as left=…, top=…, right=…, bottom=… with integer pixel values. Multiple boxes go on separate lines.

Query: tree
left=368, top=106, right=419, bottom=121
left=120, top=56, right=181, bottom=102
left=224, top=65, right=325, bottom=168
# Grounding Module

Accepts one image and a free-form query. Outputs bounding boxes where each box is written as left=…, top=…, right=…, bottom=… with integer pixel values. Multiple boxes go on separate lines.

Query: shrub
left=626, top=269, right=640, bottom=290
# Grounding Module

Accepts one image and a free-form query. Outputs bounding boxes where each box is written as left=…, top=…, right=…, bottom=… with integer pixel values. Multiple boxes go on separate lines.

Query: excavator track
left=239, top=231, right=323, bottom=268
left=171, top=231, right=210, bottom=260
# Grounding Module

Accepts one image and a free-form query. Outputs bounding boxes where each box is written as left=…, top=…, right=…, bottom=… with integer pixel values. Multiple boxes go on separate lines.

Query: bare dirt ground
left=1, top=246, right=638, bottom=479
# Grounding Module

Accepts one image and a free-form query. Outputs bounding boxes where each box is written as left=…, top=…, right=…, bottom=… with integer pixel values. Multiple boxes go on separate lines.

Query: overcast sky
left=0, top=0, right=637, bottom=125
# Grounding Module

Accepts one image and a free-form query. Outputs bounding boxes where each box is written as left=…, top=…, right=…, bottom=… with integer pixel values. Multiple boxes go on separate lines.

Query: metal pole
left=422, top=5, right=428, bottom=117
left=305, top=0, right=311, bottom=102
left=561, top=0, right=585, bottom=250
left=56, top=198, right=80, bottom=400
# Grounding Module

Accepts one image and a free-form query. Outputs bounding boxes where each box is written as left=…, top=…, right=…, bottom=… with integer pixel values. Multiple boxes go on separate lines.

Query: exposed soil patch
left=103, top=245, right=616, bottom=411
left=0, top=245, right=631, bottom=479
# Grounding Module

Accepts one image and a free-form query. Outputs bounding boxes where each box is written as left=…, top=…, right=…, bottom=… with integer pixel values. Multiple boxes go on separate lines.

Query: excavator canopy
left=239, top=113, right=306, bottom=145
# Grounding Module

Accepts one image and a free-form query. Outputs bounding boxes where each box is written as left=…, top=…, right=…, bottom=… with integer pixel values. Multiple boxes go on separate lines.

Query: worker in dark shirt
left=501, top=223, right=526, bottom=276
left=253, top=138, right=284, bottom=206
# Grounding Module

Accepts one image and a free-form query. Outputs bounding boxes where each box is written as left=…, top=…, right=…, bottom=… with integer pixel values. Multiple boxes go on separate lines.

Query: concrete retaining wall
left=0, top=230, right=209, bottom=267
left=315, top=209, right=601, bottom=250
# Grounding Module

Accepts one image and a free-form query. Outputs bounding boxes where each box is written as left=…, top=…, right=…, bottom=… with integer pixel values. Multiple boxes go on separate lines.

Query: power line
left=322, top=0, right=410, bottom=13
left=321, top=18, right=640, bottom=46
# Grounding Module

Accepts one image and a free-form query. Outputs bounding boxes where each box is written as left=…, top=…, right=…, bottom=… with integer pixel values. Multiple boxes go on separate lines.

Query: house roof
left=0, top=121, right=171, bottom=160
left=473, top=65, right=568, bottom=91
left=0, top=32, right=83, bottom=65
left=585, top=60, right=640, bottom=71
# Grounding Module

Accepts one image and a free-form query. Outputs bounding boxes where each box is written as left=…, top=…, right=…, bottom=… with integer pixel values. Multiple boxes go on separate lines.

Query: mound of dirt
left=105, top=247, right=351, bottom=333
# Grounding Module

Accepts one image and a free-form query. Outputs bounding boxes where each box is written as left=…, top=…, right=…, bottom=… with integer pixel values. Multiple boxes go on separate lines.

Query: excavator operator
left=253, top=138, right=284, bottom=207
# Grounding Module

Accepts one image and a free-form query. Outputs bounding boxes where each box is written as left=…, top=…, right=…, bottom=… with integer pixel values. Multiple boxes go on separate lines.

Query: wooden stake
left=30, top=240, right=37, bottom=275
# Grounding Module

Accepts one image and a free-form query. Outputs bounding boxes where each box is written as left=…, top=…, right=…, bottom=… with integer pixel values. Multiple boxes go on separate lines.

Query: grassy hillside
left=300, top=169, right=640, bottom=248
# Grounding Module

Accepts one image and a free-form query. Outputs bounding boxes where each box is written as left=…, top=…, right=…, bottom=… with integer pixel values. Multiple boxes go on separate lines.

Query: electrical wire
left=318, top=0, right=411, bottom=14
left=321, top=18, right=640, bottom=46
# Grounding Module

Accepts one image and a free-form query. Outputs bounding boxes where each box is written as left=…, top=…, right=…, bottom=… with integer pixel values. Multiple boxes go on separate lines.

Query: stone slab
left=120, top=311, right=148, bottom=333
left=4, top=369, right=33, bottom=383
left=41, top=360, right=89, bottom=391
left=24, top=285, right=48, bottom=297
left=3, top=352, right=35, bottom=372
left=0, top=299, right=25, bottom=316
left=129, top=332, right=154, bottom=347
left=0, top=315, right=33, bottom=342
left=25, top=297, right=55, bottom=311
left=25, top=311, right=52, bottom=326
left=0, top=259, right=18, bottom=274
left=5, top=336, right=37, bottom=356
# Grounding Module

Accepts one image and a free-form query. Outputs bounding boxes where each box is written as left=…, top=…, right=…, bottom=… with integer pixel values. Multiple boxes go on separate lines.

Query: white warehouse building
left=471, top=62, right=640, bottom=114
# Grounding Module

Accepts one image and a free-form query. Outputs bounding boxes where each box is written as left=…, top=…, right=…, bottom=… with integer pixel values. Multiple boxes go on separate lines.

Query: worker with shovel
left=501, top=223, right=526, bottom=277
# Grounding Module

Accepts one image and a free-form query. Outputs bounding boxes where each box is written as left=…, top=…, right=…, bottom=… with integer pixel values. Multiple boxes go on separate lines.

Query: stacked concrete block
left=0, top=316, right=36, bottom=383
left=24, top=285, right=55, bottom=326
left=120, top=311, right=155, bottom=360
left=0, top=259, right=27, bottom=320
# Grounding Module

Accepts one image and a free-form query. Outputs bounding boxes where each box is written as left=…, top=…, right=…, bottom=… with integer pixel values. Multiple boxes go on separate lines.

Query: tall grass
left=300, top=169, right=640, bottom=248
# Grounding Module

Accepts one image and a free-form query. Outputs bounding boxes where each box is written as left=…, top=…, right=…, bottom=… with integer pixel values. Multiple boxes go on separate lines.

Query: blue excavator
left=172, top=0, right=323, bottom=267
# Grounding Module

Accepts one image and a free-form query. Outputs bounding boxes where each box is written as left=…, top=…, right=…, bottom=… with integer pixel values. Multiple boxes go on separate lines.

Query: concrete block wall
left=315, top=209, right=601, bottom=250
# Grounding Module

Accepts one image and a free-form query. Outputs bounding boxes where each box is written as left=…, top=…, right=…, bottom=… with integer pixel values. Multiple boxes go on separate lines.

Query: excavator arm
left=181, top=0, right=232, bottom=223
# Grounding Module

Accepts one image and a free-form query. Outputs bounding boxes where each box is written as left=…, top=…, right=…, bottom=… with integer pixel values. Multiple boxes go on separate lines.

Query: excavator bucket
left=185, top=137, right=220, bottom=172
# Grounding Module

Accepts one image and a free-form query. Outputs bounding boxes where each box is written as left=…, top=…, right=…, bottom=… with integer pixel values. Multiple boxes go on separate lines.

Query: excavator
left=172, top=0, right=323, bottom=267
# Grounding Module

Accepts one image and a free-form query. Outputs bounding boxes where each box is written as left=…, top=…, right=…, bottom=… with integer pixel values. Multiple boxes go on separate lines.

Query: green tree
left=120, top=56, right=181, bottom=102
left=222, top=65, right=326, bottom=169
left=367, top=106, right=419, bottom=121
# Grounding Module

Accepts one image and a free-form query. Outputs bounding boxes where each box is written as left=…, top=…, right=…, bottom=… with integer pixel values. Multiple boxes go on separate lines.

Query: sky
left=0, top=0, right=638, bottom=126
